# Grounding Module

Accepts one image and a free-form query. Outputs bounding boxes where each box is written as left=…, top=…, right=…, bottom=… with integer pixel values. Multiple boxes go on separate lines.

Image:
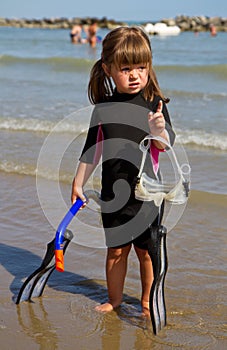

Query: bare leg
left=95, top=244, right=132, bottom=312
left=134, top=246, right=153, bottom=316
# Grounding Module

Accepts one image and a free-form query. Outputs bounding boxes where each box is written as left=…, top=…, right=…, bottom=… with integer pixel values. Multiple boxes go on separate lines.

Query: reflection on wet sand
left=17, top=299, right=58, bottom=349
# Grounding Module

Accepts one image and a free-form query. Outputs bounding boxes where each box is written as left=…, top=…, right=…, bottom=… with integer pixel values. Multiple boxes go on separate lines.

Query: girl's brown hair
left=88, top=26, right=169, bottom=104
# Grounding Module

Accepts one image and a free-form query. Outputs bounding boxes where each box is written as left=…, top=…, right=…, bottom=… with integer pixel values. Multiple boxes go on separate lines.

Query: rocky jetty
left=159, top=15, right=227, bottom=32
left=0, top=16, right=126, bottom=30
left=0, top=15, right=226, bottom=32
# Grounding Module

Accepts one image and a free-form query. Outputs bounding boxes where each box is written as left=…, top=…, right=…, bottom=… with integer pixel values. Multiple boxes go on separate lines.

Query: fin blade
left=16, top=231, right=73, bottom=304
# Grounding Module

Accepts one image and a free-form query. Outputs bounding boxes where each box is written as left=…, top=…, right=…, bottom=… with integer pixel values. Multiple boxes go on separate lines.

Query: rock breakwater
left=160, top=15, right=227, bottom=32
left=0, top=16, right=126, bottom=30
left=0, top=15, right=226, bottom=32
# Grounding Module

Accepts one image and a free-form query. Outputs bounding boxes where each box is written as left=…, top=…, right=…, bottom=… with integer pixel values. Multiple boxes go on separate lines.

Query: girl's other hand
left=71, top=177, right=87, bottom=206
left=148, top=100, right=165, bottom=136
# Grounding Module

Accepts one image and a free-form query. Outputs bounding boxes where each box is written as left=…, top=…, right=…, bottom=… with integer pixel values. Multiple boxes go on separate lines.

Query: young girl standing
left=71, top=26, right=175, bottom=315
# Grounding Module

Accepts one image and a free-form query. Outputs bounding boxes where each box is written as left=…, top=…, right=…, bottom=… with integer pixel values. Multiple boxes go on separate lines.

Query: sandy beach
left=0, top=170, right=226, bottom=349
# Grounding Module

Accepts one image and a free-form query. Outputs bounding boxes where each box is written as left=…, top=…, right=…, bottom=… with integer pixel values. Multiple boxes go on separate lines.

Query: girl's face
left=103, top=63, right=149, bottom=94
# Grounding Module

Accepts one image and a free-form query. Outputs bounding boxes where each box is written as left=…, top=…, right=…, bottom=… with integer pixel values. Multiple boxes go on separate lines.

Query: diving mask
left=135, top=135, right=190, bottom=207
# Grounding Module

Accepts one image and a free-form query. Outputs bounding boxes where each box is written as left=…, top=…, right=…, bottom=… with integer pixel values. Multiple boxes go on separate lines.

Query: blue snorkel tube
left=55, top=198, right=84, bottom=272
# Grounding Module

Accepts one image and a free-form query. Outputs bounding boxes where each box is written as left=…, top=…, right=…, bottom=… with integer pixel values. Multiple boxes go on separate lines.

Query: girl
left=71, top=26, right=175, bottom=315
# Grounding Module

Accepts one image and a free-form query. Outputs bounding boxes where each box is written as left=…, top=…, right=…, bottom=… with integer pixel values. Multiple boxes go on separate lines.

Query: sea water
left=1, top=27, right=226, bottom=189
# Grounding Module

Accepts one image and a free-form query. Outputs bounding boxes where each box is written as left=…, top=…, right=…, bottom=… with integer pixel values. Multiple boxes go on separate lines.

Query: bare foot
left=95, top=302, right=114, bottom=312
left=141, top=307, right=150, bottom=317
left=141, top=301, right=150, bottom=317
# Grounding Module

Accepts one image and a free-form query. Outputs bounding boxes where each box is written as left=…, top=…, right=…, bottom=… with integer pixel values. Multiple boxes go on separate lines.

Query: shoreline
left=0, top=15, right=226, bottom=32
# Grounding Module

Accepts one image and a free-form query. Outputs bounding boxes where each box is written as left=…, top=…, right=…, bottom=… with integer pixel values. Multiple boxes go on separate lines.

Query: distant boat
left=144, top=22, right=181, bottom=36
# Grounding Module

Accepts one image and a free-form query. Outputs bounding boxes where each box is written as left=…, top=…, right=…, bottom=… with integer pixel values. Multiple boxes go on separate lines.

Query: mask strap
left=138, top=135, right=191, bottom=183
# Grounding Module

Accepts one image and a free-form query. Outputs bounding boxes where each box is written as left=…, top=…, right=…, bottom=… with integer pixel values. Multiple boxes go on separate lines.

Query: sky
left=0, top=0, right=226, bottom=22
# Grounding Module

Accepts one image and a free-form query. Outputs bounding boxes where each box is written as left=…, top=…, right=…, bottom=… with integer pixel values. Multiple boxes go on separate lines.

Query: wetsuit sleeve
left=79, top=109, right=103, bottom=164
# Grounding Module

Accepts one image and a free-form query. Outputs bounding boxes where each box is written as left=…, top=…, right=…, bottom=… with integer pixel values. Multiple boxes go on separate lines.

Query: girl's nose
left=129, top=69, right=138, bottom=78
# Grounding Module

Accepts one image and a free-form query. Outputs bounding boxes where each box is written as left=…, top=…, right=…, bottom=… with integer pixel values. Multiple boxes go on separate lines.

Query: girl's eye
left=138, top=66, right=146, bottom=72
left=120, top=66, right=147, bottom=74
left=121, top=67, right=130, bottom=74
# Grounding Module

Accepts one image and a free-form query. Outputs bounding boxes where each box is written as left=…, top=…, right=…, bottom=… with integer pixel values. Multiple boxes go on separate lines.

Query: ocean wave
left=0, top=159, right=88, bottom=184
left=156, top=64, right=227, bottom=79
left=0, top=54, right=94, bottom=71
left=0, top=160, right=225, bottom=204
left=176, top=129, right=227, bottom=151
left=0, top=159, right=69, bottom=182
left=0, top=116, right=88, bottom=133
left=1, top=54, right=227, bottom=76
left=165, top=89, right=227, bottom=99
left=0, top=160, right=36, bottom=177
left=1, top=116, right=226, bottom=151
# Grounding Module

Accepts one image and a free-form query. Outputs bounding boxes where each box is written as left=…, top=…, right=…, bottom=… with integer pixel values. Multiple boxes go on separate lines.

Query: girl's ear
left=102, top=63, right=111, bottom=77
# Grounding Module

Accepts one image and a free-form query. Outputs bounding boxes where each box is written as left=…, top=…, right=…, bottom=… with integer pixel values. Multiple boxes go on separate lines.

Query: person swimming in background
left=85, top=20, right=98, bottom=47
left=70, top=24, right=87, bottom=44
left=210, top=24, right=217, bottom=36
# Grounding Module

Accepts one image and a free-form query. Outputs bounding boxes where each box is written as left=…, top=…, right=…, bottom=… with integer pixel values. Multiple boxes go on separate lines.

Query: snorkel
left=55, top=198, right=84, bottom=272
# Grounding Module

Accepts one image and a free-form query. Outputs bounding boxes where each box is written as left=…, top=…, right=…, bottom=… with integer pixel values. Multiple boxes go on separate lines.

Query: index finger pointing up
left=156, top=100, right=163, bottom=113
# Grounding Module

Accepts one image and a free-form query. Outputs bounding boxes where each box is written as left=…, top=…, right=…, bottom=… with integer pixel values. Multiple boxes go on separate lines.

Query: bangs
left=113, top=35, right=151, bottom=68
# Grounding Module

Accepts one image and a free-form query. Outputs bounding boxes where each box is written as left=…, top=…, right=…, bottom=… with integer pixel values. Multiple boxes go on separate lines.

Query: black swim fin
left=148, top=225, right=168, bottom=335
left=16, top=229, right=73, bottom=304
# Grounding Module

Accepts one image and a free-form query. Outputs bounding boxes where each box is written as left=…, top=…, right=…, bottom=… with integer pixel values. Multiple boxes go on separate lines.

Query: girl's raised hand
left=148, top=100, right=165, bottom=136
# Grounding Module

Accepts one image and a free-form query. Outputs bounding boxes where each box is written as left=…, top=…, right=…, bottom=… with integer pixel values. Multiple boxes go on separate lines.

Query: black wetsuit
left=80, top=91, right=175, bottom=248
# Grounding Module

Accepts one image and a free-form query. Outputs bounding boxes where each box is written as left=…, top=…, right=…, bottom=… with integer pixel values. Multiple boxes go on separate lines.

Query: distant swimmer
left=70, top=24, right=87, bottom=44
left=85, top=20, right=98, bottom=48
left=209, top=24, right=217, bottom=37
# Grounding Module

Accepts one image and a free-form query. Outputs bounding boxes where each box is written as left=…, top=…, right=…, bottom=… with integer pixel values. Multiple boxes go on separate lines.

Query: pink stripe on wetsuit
left=93, top=123, right=103, bottom=163
left=150, top=142, right=165, bottom=176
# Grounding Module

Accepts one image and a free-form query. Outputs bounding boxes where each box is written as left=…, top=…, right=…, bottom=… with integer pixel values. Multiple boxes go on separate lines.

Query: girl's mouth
left=129, top=83, right=139, bottom=88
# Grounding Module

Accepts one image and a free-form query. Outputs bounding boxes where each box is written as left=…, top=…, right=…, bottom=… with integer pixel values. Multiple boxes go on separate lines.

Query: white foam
left=176, top=129, right=227, bottom=151
left=0, top=117, right=87, bottom=134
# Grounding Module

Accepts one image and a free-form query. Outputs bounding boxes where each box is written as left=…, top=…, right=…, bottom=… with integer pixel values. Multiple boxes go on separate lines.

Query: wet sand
left=0, top=172, right=226, bottom=349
